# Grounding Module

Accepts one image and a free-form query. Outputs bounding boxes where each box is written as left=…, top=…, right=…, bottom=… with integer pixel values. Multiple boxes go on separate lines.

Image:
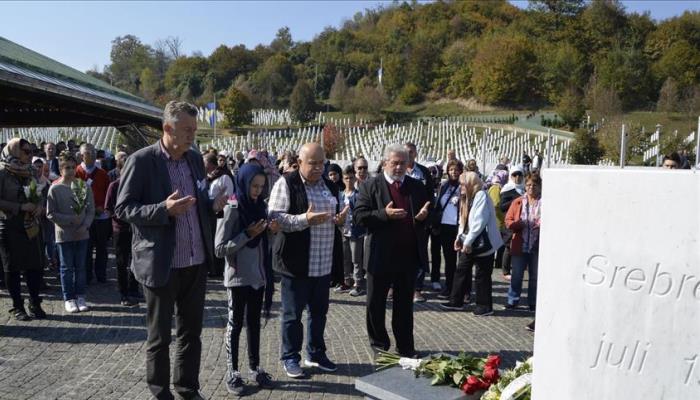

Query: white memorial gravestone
left=532, top=168, right=700, bottom=399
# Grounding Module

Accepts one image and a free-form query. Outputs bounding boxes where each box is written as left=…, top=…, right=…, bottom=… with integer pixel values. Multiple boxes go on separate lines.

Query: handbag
left=470, top=229, right=492, bottom=254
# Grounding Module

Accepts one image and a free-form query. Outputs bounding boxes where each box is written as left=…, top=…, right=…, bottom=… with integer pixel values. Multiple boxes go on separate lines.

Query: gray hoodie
left=215, top=204, right=267, bottom=289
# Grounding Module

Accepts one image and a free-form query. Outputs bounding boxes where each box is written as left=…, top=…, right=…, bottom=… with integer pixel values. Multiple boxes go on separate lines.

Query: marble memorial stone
left=532, top=168, right=700, bottom=399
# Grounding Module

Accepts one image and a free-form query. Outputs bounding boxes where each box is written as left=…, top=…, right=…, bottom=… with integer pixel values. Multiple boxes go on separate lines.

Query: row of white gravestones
left=251, top=109, right=292, bottom=126
left=533, top=167, right=700, bottom=399
left=208, top=120, right=572, bottom=168
left=0, top=127, right=119, bottom=153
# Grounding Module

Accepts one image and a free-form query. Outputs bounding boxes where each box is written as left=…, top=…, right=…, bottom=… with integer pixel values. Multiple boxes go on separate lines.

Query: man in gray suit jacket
left=116, top=101, right=227, bottom=400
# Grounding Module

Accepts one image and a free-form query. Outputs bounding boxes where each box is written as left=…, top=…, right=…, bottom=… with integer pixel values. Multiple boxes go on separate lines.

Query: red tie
left=392, top=181, right=401, bottom=191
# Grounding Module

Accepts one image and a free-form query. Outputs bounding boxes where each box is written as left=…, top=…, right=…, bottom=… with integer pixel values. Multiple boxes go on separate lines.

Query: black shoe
left=120, top=296, right=138, bottom=307
left=529, top=305, right=536, bottom=312
left=465, top=295, right=475, bottom=304
left=27, top=303, right=47, bottom=319
left=526, top=321, right=535, bottom=332
left=503, top=303, right=518, bottom=310
left=473, top=306, right=494, bottom=316
left=250, top=367, right=274, bottom=389
left=439, top=302, right=465, bottom=311
left=437, top=290, right=450, bottom=299
left=226, top=373, right=245, bottom=396
left=9, top=307, right=30, bottom=321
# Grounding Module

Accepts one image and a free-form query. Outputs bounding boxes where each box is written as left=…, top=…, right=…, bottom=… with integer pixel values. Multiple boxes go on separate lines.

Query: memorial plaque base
left=355, top=366, right=479, bottom=400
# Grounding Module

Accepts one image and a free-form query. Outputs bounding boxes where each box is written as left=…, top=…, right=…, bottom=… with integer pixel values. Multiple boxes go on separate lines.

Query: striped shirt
left=160, top=141, right=206, bottom=269
left=268, top=175, right=336, bottom=277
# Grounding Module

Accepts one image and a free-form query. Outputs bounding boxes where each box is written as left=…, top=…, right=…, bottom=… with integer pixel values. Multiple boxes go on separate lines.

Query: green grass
left=621, top=112, right=697, bottom=136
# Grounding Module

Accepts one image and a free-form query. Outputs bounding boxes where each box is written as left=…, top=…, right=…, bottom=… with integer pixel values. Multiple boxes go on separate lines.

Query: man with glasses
left=268, top=142, right=348, bottom=378
left=354, top=144, right=431, bottom=358
left=354, top=156, right=370, bottom=187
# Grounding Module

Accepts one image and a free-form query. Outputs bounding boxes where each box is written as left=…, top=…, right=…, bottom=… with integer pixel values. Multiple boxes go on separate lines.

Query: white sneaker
left=76, top=297, right=89, bottom=312
left=432, top=282, right=442, bottom=291
left=65, top=300, right=79, bottom=313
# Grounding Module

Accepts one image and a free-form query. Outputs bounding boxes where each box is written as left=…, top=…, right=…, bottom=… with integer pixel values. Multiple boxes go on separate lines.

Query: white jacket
left=458, top=190, right=504, bottom=257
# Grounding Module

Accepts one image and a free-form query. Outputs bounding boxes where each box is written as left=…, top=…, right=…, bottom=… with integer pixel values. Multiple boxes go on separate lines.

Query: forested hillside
left=89, top=0, right=700, bottom=125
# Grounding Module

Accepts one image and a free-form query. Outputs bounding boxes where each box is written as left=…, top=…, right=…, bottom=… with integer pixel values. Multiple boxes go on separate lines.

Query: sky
left=2, top=1, right=699, bottom=73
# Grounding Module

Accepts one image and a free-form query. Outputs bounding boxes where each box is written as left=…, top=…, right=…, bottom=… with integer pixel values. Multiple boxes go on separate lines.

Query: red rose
left=485, top=355, right=501, bottom=369
left=483, top=365, right=499, bottom=383
left=477, top=377, right=491, bottom=390
left=462, top=375, right=481, bottom=394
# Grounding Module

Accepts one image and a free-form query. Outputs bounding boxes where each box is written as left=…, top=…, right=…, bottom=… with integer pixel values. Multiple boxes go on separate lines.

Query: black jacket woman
left=0, top=138, right=46, bottom=320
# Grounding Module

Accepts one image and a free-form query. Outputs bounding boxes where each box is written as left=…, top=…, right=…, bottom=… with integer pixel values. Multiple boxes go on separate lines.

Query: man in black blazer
left=404, top=142, right=435, bottom=302
left=116, top=101, right=227, bottom=400
left=354, top=144, right=431, bottom=357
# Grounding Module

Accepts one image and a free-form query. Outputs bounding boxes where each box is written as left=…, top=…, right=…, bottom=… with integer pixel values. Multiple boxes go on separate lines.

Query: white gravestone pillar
left=532, top=168, right=700, bottom=399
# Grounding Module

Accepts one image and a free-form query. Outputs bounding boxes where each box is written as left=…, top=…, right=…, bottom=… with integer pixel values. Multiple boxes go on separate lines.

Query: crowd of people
left=0, top=100, right=550, bottom=399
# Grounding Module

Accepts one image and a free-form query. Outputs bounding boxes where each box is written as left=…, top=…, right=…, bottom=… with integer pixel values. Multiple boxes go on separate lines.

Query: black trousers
left=429, top=231, right=442, bottom=283
left=5, top=269, right=41, bottom=310
left=114, top=230, right=138, bottom=297
left=366, top=262, right=417, bottom=356
left=438, top=225, right=458, bottom=293
left=143, top=264, right=207, bottom=400
left=225, top=285, right=264, bottom=373
left=86, top=219, right=111, bottom=283
left=449, top=252, right=494, bottom=309
left=501, top=236, right=512, bottom=275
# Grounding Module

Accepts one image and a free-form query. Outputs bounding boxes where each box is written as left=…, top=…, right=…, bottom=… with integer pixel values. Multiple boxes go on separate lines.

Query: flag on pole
left=378, top=57, right=383, bottom=85
left=207, top=102, right=217, bottom=127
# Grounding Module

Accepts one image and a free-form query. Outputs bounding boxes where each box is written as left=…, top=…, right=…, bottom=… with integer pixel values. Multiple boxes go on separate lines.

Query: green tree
left=289, top=80, right=316, bottom=123
left=270, top=27, right=294, bottom=53
left=594, top=46, right=654, bottom=110
left=220, top=86, right=252, bottom=127
left=569, top=129, right=604, bottom=165
left=470, top=34, right=539, bottom=104
left=107, top=35, right=156, bottom=94
left=556, top=87, right=585, bottom=130
left=399, top=82, right=423, bottom=105
left=329, top=71, right=348, bottom=110
left=652, top=40, right=700, bottom=87
left=164, top=56, right=209, bottom=100
left=656, top=77, right=680, bottom=113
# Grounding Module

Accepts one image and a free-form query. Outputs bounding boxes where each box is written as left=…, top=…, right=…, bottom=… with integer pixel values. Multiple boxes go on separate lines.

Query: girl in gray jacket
left=215, top=164, right=279, bottom=396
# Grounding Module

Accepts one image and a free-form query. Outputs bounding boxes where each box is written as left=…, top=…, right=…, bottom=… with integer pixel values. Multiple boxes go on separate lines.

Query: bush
left=220, top=86, right=252, bottom=127
left=399, top=82, right=424, bottom=105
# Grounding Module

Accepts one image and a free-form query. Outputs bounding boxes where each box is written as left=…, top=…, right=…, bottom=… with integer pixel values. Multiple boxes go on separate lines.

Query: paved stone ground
left=0, top=255, right=534, bottom=400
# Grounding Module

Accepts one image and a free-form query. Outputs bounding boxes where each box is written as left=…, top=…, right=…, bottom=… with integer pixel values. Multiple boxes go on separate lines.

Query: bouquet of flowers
left=71, top=179, right=88, bottom=215
left=375, top=351, right=501, bottom=395
left=480, top=357, right=532, bottom=400
left=23, top=179, right=41, bottom=204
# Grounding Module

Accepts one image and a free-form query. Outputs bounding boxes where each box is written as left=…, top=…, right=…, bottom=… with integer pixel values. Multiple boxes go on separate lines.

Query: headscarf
left=234, top=164, right=268, bottom=248
left=0, top=138, right=32, bottom=178
left=491, top=170, right=508, bottom=187
left=327, top=163, right=344, bottom=191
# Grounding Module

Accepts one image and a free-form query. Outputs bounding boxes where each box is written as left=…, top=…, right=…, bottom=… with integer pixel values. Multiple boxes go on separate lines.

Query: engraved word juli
left=589, top=333, right=650, bottom=374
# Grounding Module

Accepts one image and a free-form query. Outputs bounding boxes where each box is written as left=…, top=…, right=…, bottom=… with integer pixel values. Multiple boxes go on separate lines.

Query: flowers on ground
left=375, top=350, right=501, bottom=395
left=480, top=357, right=532, bottom=400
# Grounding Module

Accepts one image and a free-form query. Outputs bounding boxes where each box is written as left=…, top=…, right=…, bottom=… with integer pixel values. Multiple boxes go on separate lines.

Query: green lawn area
left=621, top=111, right=697, bottom=136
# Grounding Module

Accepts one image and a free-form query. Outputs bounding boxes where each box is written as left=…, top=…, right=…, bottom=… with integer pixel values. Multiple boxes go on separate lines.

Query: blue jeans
left=280, top=274, right=330, bottom=362
left=57, top=240, right=88, bottom=301
left=507, top=251, right=539, bottom=307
